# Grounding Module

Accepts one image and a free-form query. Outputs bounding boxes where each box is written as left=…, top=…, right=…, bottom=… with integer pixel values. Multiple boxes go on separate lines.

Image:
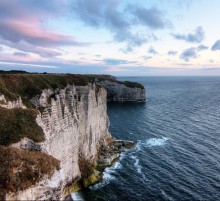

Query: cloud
left=0, top=61, right=59, bottom=69
left=0, top=18, right=84, bottom=47
left=72, top=0, right=129, bottom=34
left=103, top=58, right=137, bottom=65
left=148, top=47, right=158, bottom=54
left=180, top=47, right=197, bottom=61
left=129, top=6, right=169, bottom=29
left=212, top=40, right=220, bottom=51
left=13, top=52, right=29, bottom=57
left=105, top=66, right=135, bottom=72
left=0, top=46, right=2, bottom=51
left=168, top=50, right=178, bottom=56
left=179, top=44, right=208, bottom=62
left=197, top=44, right=208, bottom=51
left=142, top=56, right=152, bottom=60
left=0, top=0, right=87, bottom=58
left=120, top=46, right=133, bottom=54
left=16, top=0, right=69, bottom=16
left=172, top=26, right=205, bottom=43
left=0, top=39, right=63, bottom=58
left=177, top=0, right=192, bottom=10
left=71, top=0, right=169, bottom=50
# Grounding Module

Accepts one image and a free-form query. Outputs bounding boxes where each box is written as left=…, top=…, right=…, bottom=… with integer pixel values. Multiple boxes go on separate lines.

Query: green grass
left=120, top=81, right=144, bottom=89
left=0, top=146, right=60, bottom=200
left=0, top=73, right=144, bottom=104
left=0, top=74, right=109, bottom=101
left=0, top=106, right=44, bottom=146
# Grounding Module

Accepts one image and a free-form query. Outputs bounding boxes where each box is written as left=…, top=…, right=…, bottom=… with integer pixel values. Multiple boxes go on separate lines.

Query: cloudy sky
left=0, top=0, right=220, bottom=75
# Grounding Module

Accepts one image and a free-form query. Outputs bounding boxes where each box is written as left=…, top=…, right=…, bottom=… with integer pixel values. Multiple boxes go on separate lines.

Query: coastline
left=0, top=72, right=144, bottom=200
left=64, top=139, right=136, bottom=199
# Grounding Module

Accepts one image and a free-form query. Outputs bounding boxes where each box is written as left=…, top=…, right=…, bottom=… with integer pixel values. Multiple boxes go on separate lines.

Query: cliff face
left=4, top=83, right=111, bottom=200
left=99, top=80, right=146, bottom=102
left=0, top=73, right=145, bottom=200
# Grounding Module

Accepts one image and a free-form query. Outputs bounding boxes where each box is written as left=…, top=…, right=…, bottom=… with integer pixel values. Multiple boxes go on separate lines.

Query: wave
left=131, top=155, right=142, bottom=174
left=90, top=137, right=169, bottom=191
left=131, top=137, right=169, bottom=153
left=71, top=191, right=84, bottom=201
left=161, top=189, right=174, bottom=201
left=90, top=156, right=123, bottom=190
left=130, top=154, right=148, bottom=182
left=146, top=137, right=169, bottom=147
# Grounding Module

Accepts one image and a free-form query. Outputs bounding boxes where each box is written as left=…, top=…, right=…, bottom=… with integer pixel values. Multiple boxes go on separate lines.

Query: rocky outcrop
left=0, top=95, right=26, bottom=109
left=98, top=80, right=146, bottom=102
left=97, top=140, right=135, bottom=169
left=10, top=138, right=42, bottom=151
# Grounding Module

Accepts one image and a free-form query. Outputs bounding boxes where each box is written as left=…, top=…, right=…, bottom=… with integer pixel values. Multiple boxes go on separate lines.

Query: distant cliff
left=98, top=80, right=145, bottom=102
left=0, top=72, right=143, bottom=200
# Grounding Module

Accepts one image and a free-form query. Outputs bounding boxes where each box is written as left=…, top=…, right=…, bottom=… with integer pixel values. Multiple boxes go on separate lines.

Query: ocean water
left=73, top=77, right=220, bottom=201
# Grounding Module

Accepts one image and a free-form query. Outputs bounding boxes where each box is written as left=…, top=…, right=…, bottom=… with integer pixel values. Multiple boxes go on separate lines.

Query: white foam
left=131, top=155, right=142, bottom=174
left=128, top=140, right=142, bottom=155
left=130, top=155, right=148, bottom=181
left=90, top=157, right=123, bottom=190
left=71, top=191, right=84, bottom=201
left=161, top=189, right=174, bottom=201
left=146, top=137, right=168, bottom=147
left=113, top=161, right=122, bottom=169
left=135, top=141, right=142, bottom=151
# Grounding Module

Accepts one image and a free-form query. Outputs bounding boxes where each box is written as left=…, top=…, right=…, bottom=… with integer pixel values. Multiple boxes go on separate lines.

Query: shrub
left=0, top=107, right=44, bottom=146
left=0, top=146, right=60, bottom=200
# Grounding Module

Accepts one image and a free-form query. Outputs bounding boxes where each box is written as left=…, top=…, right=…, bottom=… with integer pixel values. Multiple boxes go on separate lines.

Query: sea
left=72, top=77, right=220, bottom=201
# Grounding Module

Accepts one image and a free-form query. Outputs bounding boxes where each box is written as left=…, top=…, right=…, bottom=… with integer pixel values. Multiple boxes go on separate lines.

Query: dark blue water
left=74, top=77, right=220, bottom=201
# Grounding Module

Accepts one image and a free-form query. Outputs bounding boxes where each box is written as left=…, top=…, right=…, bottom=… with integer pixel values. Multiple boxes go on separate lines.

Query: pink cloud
left=106, top=66, right=135, bottom=72
left=0, top=0, right=87, bottom=58
left=0, top=20, right=80, bottom=47
left=0, top=52, right=41, bottom=63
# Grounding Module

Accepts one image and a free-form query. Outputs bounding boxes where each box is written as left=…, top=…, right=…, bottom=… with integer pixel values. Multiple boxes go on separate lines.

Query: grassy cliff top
left=0, top=71, right=144, bottom=103
left=0, top=71, right=115, bottom=102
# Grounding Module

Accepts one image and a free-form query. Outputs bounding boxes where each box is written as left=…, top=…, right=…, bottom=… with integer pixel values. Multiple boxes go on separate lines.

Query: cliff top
left=0, top=70, right=144, bottom=103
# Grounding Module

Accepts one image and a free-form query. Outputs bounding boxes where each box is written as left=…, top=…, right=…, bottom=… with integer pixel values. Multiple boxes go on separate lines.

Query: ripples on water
left=73, top=77, right=220, bottom=201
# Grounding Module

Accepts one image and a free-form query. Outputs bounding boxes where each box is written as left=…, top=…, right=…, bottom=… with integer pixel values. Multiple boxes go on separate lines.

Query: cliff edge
left=0, top=72, right=144, bottom=200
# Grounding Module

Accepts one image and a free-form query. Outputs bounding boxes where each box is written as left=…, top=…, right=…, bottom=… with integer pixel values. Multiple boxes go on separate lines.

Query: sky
left=0, top=0, right=220, bottom=76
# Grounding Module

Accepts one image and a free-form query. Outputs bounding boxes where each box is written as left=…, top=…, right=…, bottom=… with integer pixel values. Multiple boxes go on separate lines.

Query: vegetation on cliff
left=121, top=81, right=144, bottom=89
left=0, top=106, right=44, bottom=145
left=0, top=71, right=144, bottom=104
left=0, top=146, right=60, bottom=200
left=65, top=158, right=102, bottom=195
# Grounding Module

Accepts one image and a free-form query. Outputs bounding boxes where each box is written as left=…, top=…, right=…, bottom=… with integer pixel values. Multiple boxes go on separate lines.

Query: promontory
left=0, top=71, right=145, bottom=200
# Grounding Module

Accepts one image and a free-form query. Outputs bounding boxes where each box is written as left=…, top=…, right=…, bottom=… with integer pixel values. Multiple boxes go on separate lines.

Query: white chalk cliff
left=5, top=83, right=112, bottom=200
left=98, top=80, right=146, bottom=102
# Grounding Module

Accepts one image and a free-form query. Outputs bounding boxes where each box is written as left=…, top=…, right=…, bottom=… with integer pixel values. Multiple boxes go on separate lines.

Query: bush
left=0, top=146, right=60, bottom=200
left=0, top=107, right=44, bottom=145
